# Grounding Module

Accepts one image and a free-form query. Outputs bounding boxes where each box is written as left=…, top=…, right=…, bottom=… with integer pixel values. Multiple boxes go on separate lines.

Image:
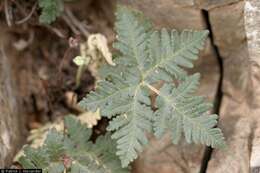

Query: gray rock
left=0, top=37, right=25, bottom=167
left=208, top=1, right=247, bottom=59
left=244, top=0, right=260, bottom=172
left=120, top=0, right=206, bottom=30
left=207, top=117, right=252, bottom=173
left=196, top=0, right=242, bottom=10
left=207, top=1, right=253, bottom=172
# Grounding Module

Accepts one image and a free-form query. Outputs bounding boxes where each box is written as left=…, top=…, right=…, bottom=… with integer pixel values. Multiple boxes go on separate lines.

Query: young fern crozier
left=79, top=6, right=225, bottom=167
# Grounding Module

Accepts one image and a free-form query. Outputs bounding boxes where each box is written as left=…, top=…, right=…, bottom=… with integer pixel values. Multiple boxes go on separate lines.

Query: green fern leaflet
left=79, top=6, right=225, bottom=167
left=38, top=0, right=64, bottom=24
left=18, top=115, right=129, bottom=173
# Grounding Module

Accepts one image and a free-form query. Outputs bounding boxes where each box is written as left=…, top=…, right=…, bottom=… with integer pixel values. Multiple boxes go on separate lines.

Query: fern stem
left=143, top=83, right=160, bottom=95
left=76, top=65, right=85, bottom=88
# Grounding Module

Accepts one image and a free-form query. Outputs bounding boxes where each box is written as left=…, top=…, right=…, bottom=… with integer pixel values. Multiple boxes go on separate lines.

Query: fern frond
left=44, top=129, right=65, bottom=161
left=79, top=6, right=156, bottom=167
left=20, top=147, right=49, bottom=169
left=79, top=75, right=153, bottom=167
left=153, top=74, right=225, bottom=147
left=79, top=5, right=225, bottom=168
left=144, top=29, right=209, bottom=83
left=38, top=0, right=64, bottom=24
left=18, top=115, right=129, bottom=173
left=64, top=115, right=92, bottom=148
left=113, top=6, right=151, bottom=70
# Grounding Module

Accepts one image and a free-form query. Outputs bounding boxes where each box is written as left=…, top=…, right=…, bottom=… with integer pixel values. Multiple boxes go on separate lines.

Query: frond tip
left=153, top=74, right=225, bottom=148
left=79, top=5, right=225, bottom=168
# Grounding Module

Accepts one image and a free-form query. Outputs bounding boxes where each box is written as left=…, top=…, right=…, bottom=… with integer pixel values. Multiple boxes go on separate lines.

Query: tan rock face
left=244, top=0, right=260, bottom=110
left=0, top=33, right=25, bottom=167
left=172, top=0, right=195, bottom=7
left=196, top=0, right=242, bottom=10
left=206, top=1, right=253, bottom=172
left=132, top=134, right=205, bottom=173
left=207, top=114, right=252, bottom=173
left=209, top=1, right=247, bottom=59
left=120, top=0, right=206, bottom=30
left=244, top=0, right=260, bottom=172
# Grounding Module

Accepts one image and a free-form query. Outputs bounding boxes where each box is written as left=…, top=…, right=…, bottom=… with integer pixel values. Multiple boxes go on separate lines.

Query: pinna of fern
left=38, top=0, right=64, bottom=24
left=18, top=115, right=129, bottom=173
left=79, top=5, right=226, bottom=168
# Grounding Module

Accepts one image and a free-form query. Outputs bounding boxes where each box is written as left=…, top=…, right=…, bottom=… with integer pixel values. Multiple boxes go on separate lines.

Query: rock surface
left=120, top=0, right=206, bottom=30
left=207, top=1, right=253, bottom=172
left=244, top=0, right=260, bottom=172
left=197, top=0, right=242, bottom=9
left=0, top=30, right=25, bottom=167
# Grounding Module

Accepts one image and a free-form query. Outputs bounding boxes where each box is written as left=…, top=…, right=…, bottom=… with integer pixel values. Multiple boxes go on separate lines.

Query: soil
left=1, top=0, right=115, bottom=131
left=13, top=27, right=95, bottom=124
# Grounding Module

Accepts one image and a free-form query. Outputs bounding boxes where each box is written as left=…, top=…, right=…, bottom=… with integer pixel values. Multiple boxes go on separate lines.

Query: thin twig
left=4, top=0, right=12, bottom=26
left=11, top=0, right=27, bottom=16
left=76, top=64, right=86, bottom=88
left=0, top=2, right=4, bottom=12
left=45, top=25, right=66, bottom=38
left=62, top=15, right=81, bottom=35
left=64, top=7, right=90, bottom=37
left=57, top=47, right=73, bottom=83
left=15, top=2, right=37, bottom=25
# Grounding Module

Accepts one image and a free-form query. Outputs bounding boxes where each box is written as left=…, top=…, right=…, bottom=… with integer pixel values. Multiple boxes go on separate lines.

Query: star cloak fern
left=79, top=6, right=225, bottom=168
left=19, top=115, right=129, bottom=173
